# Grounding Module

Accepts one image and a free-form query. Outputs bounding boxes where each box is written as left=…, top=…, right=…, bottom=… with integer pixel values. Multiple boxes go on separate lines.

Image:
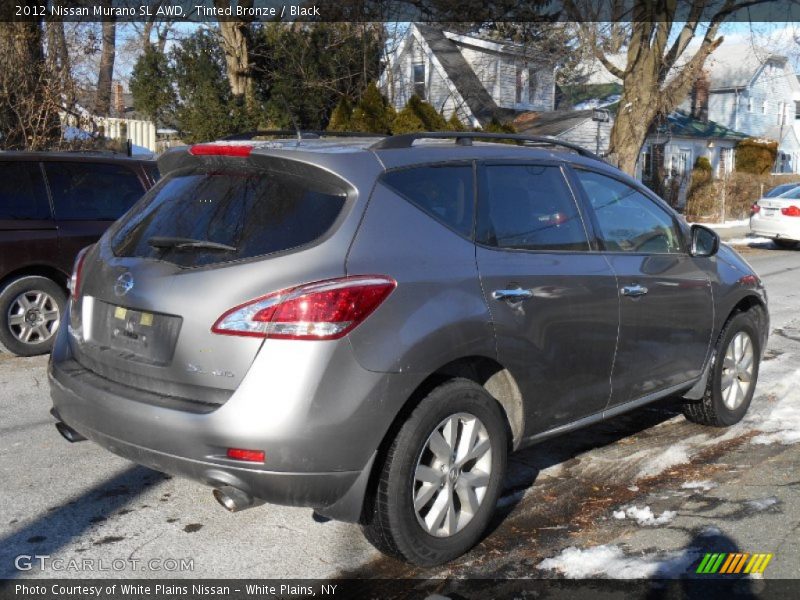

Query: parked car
left=0, top=152, right=158, bottom=356
left=763, top=182, right=800, bottom=198
left=49, top=132, right=768, bottom=566
left=750, top=185, right=800, bottom=248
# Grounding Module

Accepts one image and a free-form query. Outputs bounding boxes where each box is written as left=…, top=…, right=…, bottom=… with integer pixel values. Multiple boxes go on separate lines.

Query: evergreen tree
left=130, top=45, right=176, bottom=126
left=350, top=82, right=392, bottom=133
left=407, top=95, right=447, bottom=130
left=391, top=104, right=426, bottom=133
left=327, top=97, right=353, bottom=131
left=446, top=111, right=466, bottom=131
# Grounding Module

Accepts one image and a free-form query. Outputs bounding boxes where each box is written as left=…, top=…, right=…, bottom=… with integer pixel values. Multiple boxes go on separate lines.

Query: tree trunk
left=215, top=0, right=254, bottom=106
left=94, top=18, right=117, bottom=116
left=609, top=79, right=660, bottom=175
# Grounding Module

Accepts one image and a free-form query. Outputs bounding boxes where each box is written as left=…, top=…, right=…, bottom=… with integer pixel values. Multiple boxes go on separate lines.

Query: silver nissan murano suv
left=49, top=132, right=769, bottom=566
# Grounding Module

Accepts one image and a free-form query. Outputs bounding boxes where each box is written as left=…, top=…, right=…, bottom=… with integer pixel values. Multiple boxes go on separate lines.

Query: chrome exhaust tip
left=55, top=422, right=86, bottom=443
left=212, top=486, right=264, bottom=512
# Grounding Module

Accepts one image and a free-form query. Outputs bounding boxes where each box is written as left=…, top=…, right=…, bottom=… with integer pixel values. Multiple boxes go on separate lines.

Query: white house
left=379, top=24, right=556, bottom=128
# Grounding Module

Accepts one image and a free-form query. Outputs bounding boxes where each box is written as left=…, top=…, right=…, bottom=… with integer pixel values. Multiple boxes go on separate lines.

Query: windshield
left=110, top=166, right=348, bottom=267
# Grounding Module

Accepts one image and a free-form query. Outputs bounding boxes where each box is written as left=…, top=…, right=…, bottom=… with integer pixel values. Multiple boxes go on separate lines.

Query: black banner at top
left=1, top=0, right=799, bottom=23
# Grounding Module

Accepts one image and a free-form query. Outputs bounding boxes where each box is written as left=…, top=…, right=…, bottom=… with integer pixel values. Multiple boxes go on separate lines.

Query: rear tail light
left=226, top=448, right=265, bottom=463
left=68, top=245, right=92, bottom=297
left=189, top=143, right=253, bottom=157
left=781, top=205, right=800, bottom=217
left=211, top=275, right=397, bottom=340
left=751, top=203, right=761, bottom=214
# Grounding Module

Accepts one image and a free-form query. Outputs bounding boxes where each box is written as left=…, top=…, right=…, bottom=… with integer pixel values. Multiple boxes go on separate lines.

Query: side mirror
left=690, top=224, right=720, bottom=257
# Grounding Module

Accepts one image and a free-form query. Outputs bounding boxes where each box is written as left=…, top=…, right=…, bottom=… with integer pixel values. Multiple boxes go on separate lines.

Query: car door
left=43, top=161, right=149, bottom=265
left=0, top=161, right=59, bottom=278
left=475, top=162, right=620, bottom=436
left=569, top=167, right=714, bottom=409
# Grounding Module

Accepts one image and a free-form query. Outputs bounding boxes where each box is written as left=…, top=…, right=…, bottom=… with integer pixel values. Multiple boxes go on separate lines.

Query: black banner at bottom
left=1, top=578, right=799, bottom=600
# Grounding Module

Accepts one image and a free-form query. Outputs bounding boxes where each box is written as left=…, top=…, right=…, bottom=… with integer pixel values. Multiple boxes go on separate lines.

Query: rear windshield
left=110, top=166, right=348, bottom=267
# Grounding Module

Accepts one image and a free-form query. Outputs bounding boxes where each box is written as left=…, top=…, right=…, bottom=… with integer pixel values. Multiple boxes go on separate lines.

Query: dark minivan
left=0, top=152, right=157, bottom=356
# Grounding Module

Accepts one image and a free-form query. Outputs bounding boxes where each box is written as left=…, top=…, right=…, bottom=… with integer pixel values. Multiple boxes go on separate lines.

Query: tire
left=683, top=309, right=762, bottom=427
left=362, top=378, right=508, bottom=566
left=773, top=238, right=798, bottom=249
left=0, top=276, right=66, bottom=357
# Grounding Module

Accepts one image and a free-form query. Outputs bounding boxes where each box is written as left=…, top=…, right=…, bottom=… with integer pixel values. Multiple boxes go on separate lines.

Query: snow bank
left=681, top=481, right=718, bottom=492
left=538, top=545, right=697, bottom=579
left=636, top=444, right=691, bottom=478
left=612, top=505, right=676, bottom=526
left=725, top=237, right=774, bottom=246
left=745, top=496, right=779, bottom=511
left=689, top=219, right=749, bottom=229
left=748, top=362, right=800, bottom=445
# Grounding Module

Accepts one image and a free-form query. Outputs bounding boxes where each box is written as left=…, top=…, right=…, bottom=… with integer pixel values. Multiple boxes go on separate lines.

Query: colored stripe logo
left=696, top=552, right=773, bottom=574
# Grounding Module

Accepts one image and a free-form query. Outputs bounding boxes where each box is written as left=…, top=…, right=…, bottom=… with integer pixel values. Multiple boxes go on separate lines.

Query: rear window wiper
left=147, top=236, right=237, bottom=252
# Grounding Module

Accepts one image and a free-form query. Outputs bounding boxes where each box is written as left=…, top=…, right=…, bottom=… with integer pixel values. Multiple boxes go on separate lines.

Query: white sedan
left=750, top=186, right=800, bottom=248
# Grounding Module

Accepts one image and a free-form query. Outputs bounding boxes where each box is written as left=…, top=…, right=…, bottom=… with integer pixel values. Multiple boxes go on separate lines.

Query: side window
left=381, top=165, right=474, bottom=238
left=0, top=162, right=50, bottom=220
left=45, top=162, right=146, bottom=220
left=477, top=164, right=589, bottom=252
left=575, top=169, right=683, bottom=254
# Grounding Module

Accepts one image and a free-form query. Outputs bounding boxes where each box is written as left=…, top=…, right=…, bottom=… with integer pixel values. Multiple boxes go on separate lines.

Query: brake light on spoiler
left=189, top=144, right=254, bottom=157
left=211, top=275, right=397, bottom=340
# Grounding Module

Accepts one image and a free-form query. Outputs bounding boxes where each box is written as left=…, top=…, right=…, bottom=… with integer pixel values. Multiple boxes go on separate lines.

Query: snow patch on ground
left=636, top=444, right=691, bottom=478
left=725, top=237, right=774, bottom=246
left=612, top=505, right=676, bottom=526
left=681, top=480, right=718, bottom=492
left=538, top=545, right=697, bottom=579
left=746, top=361, right=800, bottom=445
left=745, top=496, right=779, bottom=511
left=689, top=218, right=749, bottom=229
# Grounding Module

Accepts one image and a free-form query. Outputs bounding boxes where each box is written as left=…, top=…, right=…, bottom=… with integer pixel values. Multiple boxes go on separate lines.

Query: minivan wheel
left=0, top=276, right=66, bottom=356
left=683, top=310, right=762, bottom=427
left=362, top=378, right=508, bottom=566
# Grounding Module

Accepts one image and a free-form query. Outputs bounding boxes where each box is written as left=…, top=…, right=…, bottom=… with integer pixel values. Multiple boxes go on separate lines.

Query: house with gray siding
left=513, top=109, right=613, bottom=156
left=379, top=24, right=556, bottom=128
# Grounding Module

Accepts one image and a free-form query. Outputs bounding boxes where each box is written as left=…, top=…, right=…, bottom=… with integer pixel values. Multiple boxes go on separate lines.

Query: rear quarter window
left=380, top=164, right=474, bottom=238
left=110, top=165, right=349, bottom=267
left=0, top=161, right=50, bottom=220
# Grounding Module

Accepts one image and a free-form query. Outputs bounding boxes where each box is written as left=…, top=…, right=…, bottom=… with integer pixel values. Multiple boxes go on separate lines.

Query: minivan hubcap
left=7, top=291, right=60, bottom=344
left=720, top=331, right=754, bottom=410
left=413, top=412, right=492, bottom=538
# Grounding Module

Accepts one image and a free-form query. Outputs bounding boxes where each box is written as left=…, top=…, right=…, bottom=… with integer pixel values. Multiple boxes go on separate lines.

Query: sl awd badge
left=114, top=272, right=134, bottom=297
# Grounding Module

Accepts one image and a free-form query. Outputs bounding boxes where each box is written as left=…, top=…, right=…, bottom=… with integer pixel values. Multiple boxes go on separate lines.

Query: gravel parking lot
left=2, top=244, right=799, bottom=582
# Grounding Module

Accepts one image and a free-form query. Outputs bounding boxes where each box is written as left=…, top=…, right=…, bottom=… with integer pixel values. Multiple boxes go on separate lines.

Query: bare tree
left=94, top=7, right=117, bottom=115
left=567, top=0, right=771, bottom=175
left=214, top=0, right=255, bottom=105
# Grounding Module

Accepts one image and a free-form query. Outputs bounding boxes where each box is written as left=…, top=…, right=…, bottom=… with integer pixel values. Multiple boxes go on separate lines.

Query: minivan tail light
left=189, top=144, right=253, bottom=157
left=68, top=245, right=92, bottom=297
left=781, top=205, right=800, bottom=217
left=211, top=275, right=397, bottom=340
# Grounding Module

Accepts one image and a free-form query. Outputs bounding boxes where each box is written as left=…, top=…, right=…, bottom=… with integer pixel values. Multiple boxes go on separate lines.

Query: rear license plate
left=763, top=208, right=776, bottom=218
left=91, top=300, right=182, bottom=364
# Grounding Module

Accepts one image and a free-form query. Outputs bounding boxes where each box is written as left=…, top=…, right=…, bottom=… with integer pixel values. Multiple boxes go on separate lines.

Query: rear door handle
left=492, top=288, right=534, bottom=302
left=621, top=284, right=649, bottom=297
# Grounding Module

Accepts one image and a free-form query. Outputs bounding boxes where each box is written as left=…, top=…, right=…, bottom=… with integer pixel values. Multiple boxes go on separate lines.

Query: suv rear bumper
left=48, top=314, right=420, bottom=521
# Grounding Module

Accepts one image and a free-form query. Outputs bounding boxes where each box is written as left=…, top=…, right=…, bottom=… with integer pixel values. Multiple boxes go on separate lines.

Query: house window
left=747, top=97, right=753, bottom=113
left=413, top=63, right=425, bottom=99
left=762, top=99, right=767, bottom=114
left=640, top=146, right=653, bottom=180
left=795, top=101, right=800, bottom=120
left=515, top=65, right=524, bottom=104
left=778, top=102, right=784, bottom=125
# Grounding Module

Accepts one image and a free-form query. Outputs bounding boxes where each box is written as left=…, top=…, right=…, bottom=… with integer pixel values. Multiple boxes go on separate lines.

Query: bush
left=446, top=112, right=466, bottom=131
left=391, top=104, right=426, bottom=133
left=350, top=82, right=392, bottom=134
left=327, top=97, right=353, bottom=131
left=684, top=172, right=799, bottom=221
left=735, top=138, right=778, bottom=175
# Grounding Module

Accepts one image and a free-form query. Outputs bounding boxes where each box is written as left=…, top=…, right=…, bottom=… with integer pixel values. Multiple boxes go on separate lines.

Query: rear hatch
left=69, top=155, right=355, bottom=409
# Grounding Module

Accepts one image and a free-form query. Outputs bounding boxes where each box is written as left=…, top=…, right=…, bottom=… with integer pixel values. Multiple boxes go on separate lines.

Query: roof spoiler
left=369, top=131, right=602, bottom=160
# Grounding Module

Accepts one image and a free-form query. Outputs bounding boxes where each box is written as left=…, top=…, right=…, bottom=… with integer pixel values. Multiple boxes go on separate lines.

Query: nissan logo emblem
left=114, top=272, right=134, bottom=297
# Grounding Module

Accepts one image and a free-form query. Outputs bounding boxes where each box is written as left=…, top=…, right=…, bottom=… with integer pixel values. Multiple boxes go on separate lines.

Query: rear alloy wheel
left=362, top=378, right=508, bottom=566
left=683, top=310, right=762, bottom=427
left=0, top=276, right=66, bottom=356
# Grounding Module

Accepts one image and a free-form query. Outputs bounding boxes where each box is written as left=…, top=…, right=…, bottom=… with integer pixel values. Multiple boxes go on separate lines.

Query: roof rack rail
left=369, top=131, right=602, bottom=160
left=221, top=130, right=386, bottom=141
